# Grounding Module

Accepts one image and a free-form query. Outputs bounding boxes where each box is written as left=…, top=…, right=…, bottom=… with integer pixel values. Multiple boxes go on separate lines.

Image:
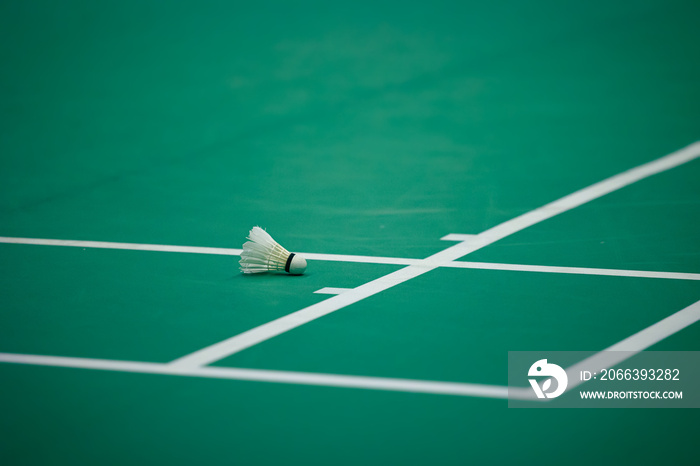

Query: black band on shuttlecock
left=285, top=253, right=295, bottom=273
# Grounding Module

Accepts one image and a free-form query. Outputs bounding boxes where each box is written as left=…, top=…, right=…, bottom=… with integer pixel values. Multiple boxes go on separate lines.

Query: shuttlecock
left=239, top=226, right=307, bottom=275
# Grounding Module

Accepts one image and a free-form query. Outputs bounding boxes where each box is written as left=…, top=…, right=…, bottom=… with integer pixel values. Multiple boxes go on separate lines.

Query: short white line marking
left=170, top=142, right=700, bottom=368
left=0, top=353, right=512, bottom=398
left=440, top=234, right=479, bottom=242
left=314, top=287, right=352, bottom=295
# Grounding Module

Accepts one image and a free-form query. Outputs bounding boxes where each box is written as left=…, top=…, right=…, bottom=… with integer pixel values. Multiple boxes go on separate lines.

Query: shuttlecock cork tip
left=287, top=253, right=307, bottom=275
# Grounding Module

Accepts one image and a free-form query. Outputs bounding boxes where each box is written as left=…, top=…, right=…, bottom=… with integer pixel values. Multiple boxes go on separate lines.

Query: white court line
left=563, top=298, right=700, bottom=392
left=302, top=252, right=417, bottom=266
left=0, top=237, right=243, bottom=257
left=2, top=238, right=699, bottom=281
left=0, top=236, right=418, bottom=266
left=0, top=353, right=516, bottom=399
left=1, top=298, right=698, bottom=398
left=2, top=142, right=699, bottom=380
left=169, top=141, right=700, bottom=369
left=169, top=264, right=440, bottom=368
left=444, top=261, right=700, bottom=281
left=417, top=141, right=700, bottom=263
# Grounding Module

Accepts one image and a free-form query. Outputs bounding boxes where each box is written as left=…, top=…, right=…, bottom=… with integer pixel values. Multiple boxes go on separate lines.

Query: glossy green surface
left=1, top=1, right=699, bottom=465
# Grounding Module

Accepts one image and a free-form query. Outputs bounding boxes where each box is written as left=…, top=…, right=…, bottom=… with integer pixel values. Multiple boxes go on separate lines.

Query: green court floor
left=1, top=1, right=699, bottom=465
